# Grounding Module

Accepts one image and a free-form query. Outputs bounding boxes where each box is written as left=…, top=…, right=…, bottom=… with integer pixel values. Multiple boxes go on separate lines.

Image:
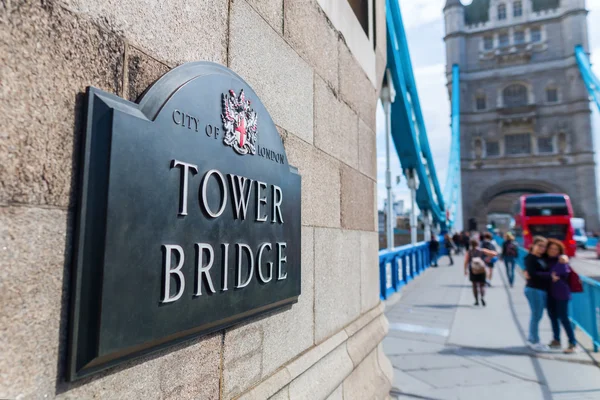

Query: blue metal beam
left=444, top=65, right=461, bottom=228
left=386, top=0, right=446, bottom=226
left=575, top=45, right=600, bottom=112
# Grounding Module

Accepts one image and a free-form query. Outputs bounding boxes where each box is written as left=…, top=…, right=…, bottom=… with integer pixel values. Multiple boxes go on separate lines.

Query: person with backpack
left=464, top=238, right=498, bottom=306
left=502, top=232, right=519, bottom=287
left=429, top=236, right=440, bottom=267
left=542, top=239, right=578, bottom=354
left=481, top=232, right=497, bottom=286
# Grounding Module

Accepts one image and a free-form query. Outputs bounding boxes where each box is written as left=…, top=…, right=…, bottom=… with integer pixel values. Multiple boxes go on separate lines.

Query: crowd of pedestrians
left=428, top=229, right=581, bottom=354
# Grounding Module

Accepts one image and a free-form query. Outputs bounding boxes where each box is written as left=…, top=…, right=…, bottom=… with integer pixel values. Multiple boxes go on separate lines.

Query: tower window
left=483, top=36, right=494, bottom=50
left=514, top=31, right=525, bottom=44
left=538, top=137, right=554, bottom=153
left=513, top=1, right=523, bottom=17
left=546, top=87, right=558, bottom=102
left=503, top=84, right=528, bottom=107
left=486, top=141, right=500, bottom=157
left=476, top=95, right=487, bottom=110
left=499, top=33, right=509, bottom=47
left=505, top=133, right=532, bottom=155
left=498, top=4, right=507, bottom=20
left=531, top=27, right=542, bottom=42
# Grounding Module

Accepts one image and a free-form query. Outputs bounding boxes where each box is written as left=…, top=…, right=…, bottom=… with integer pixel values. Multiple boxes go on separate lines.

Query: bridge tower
left=444, top=0, right=599, bottom=231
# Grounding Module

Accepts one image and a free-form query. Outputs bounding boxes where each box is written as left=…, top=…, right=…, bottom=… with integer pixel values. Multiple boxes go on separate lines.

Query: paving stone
left=358, top=118, right=377, bottom=180
left=284, top=134, right=341, bottom=228
left=288, top=344, right=353, bottom=400
left=361, top=231, right=380, bottom=312
left=0, top=0, right=124, bottom=207
left=314, top=228, right=361, bottom=343
left=127, top=45, right=170, bottom=102
left=284, top=0, right=339, bottom=89
left=339, top=41, right=377, bottom=131
left=62, top=0, right=228, bottom=65
left=341, top=165, right=376, bottom=231
left=314, top=74, right=359, bottom=168
left=230, top=0, right=314, bottom=143
left=247, top=0, right=283, bottom=34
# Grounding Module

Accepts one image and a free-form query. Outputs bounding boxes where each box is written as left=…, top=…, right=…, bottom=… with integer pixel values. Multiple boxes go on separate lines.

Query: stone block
left=230, top=0, right=314, bottom=143
left=360, top=231, right=380, bottom=313
left=0, top=1, right=124, bottom=207
left=288, top=344, right=353, bottom=400
left=247, top=0, right=283, bottom=34
left=314, top=75, right=359, bottom=168
left=285, top=329, right=348, bottom=379
left=61, top=0, right=228, bottom=66
left=0, top=206, right=222, bottom=399
left=271, top=386, right=290, bottom=400
left=375, top=0, right=387, bottom=69
left=222, top=227, right=315, bottom=398
left=341, top=166, right=376, bottom=231
left=376, top=342, right=395, bottom=389
left=326, top=384, right=343, bottom=400
left=339, top=42, right=377, bottom=131
left=237, top=368, right=292, bottom=400
left=314, top=228, right=360, bottom=343
left=127, top=45, right=170, bottom=102
left=0, top=206, right=69, bottom=397
left=63, top=333, right=222, bottom=400
left=342, top=349, right=391, bottom=400
left=358, top=119, right=377, bottom=180
left=284, top=134, right=341, bottom=228
left=346, top=315, right=388, bottom=367
left=284, top=0, right=339, bottom=88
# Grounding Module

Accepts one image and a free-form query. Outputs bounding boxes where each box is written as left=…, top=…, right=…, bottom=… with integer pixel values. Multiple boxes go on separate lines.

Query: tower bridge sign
left=67, top=62, right=302, bottom=380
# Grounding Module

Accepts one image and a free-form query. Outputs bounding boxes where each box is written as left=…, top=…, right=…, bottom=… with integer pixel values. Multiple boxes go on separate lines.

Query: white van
left=571, top=218, right=588, bottom=249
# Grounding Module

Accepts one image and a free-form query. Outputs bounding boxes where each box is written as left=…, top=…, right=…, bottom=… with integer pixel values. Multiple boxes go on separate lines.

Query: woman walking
left=443, top=234, right=454, bottom=266
left=464, top=239, right=497, bottom=306
left=544, top=239, right=577, bottom=354
left=501, top=232, right=519, bottom=287
left=524, top=236, right=550, bottom=351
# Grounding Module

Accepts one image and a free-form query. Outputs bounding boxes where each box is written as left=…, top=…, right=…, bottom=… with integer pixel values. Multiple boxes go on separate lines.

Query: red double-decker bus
left=516, top=194, right=576, bottom=256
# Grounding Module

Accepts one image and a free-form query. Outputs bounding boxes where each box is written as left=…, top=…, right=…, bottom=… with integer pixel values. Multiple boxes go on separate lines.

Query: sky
left=376, top=0, right=600, bottom=225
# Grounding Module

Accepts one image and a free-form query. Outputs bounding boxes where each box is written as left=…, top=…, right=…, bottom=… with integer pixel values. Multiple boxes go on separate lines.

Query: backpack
left=470, top=250, right=487, bottom=275
left=568, top=267, right=584, bottom=293
left=505, top=241, right=518, bottom=258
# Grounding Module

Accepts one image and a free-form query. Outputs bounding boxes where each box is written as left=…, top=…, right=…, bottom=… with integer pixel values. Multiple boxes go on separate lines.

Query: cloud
left=398, top=0, right=445, bottom=31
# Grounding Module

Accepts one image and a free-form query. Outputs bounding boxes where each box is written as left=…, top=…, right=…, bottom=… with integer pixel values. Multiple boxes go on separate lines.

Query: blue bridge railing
left=496, top=236, right=600, bottom=352
left=379, top=242, right=431, bottom=299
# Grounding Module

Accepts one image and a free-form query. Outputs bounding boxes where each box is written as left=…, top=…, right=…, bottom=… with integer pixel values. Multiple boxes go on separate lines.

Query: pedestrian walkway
left=384, top=255, right=600, bottom=400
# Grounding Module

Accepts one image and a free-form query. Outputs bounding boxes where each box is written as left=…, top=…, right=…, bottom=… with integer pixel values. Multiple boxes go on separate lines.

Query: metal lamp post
left=406, top=168, right=420, bottom=245
left=381, top=70, right=396, bottom=250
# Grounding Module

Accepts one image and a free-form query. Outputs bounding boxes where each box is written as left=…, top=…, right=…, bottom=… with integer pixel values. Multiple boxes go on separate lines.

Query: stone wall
left=0, top=0, right=391, bottom=399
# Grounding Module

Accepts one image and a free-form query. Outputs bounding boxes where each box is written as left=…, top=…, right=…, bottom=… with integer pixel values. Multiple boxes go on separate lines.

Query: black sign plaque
left=67, top=62, right=301, bottom=380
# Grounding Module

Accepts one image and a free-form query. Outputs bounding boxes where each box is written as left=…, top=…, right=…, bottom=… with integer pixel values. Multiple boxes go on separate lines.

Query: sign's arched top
left=137, top=61, right=290, bottom=165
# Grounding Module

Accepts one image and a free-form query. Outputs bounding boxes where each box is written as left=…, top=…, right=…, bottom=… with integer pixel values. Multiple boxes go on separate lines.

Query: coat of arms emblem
left=221, top=89, right=258, bottom=155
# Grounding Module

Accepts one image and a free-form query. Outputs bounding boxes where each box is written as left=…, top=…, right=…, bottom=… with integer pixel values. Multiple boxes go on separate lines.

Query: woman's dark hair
left=470, top=239, right=479, bottom=249
left=483, top=232, right=493, bottom=240
left=545, top=238, right=565, bottom=255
